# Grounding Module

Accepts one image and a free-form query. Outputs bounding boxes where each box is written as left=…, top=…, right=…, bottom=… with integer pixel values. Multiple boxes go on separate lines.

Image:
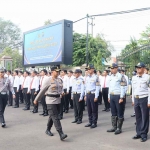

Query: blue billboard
left=23, top=20, right=73, bottom=66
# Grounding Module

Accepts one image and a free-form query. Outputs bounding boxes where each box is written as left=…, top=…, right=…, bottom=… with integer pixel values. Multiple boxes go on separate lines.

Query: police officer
left=0, top=68, right=15, bottom=127
left=107, top=63, right=126, bottom=135
left=132, top=62, right=150, bottom=142
left=71, top=69, right=84, bottom=124
left=84, top=64, right=100, bottom=128
left=34, top=67, right=67, bottom=141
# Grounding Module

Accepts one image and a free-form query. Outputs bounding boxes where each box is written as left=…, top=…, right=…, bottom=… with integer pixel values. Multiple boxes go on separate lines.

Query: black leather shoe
left=141, top=137, right=147, bottom=142
left=13, top=106, right=19, bottom=108
left=131, top=114, right=135, bottom=117
left=57, top=130, right=67, bottom=140
left=33, top=110, right=38, bottom=113
left=77, top=121, right=82, bottom=124
left=106, top=109, right=110, bottom=112
left=72, top=120, right=77, bottom=123
left=65, top=110, right=68, bottom=113
left=91, top=124, right=97, bottom=128
left=23, top=108, right=30, bottom=110
left=85, top=123, right=92, bottom=127
left=1, top=123, right=6, bottom=128
left=8, top=104, right=12, bottom=106
left=132, top=135, right=141, bottom=139
left=45, top=130, right=54, bottom=136
left=39, top=112, right=45, bottom=116
left=102, top=108, right=106, bottom=111
left=43, top=113, right=48, bottom=116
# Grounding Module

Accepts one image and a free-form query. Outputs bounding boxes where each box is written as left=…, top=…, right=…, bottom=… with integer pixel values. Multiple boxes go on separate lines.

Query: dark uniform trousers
left=110, top=95, right=124, bottom=118
left=31, top=89, right=38, bottom=111
left=59, top=97, right=64, bottom=118
left=73, top=94, right=83, bottom=121
left=134, top=97, right=149, bottom=138
left=63, top=89, right=69, bottom=111
left=0, top=94, right=7, bottom=123
left=47, top=104, right=62, bottom=131
left=23, top=88, right=30, bottom=109
left=19, top=85, right=24, bottom=103
left=14, top=87, right=19, bottom=107
left=8, top=91, right=13, bottom=106
left=69, top=87, right=73, bottom=108
left=123, top=94, right=126, bottom=117
left=41, top=95, right=48, bottom=113
left=86, top=94, right=98, bottom=125
left=98, top=91, right=102, bottom=104
left=102, top=88, right=110, bottom=109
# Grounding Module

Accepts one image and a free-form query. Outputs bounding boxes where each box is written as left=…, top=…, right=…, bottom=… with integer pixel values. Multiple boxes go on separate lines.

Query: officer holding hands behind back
left=71, top=69, right=84, bottom=124
left=132, top=62, right=150, bottom=142
left=84, top=64, right=100, bottom=128
left=107, top=63, right=126, bottom=135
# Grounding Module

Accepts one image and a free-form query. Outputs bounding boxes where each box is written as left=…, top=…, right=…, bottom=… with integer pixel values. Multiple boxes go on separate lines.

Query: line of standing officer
left=84, top=64, right=100, bottom=128
left=132, top=62, right=150, bottom=142
left=71, top=69, right=84, bottom=124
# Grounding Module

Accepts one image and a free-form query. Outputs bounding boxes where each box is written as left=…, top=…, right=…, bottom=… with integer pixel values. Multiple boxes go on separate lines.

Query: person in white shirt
left=30, top=70, right=39, bottom=113
left=19, top=71, right=24, bottom=104
left=68, top=70, right=74, bottom=109
left=62, top=70, right=70, bottom=113
left=120, top=69, right=129, bottom=117
left=22, top=71, right=31, bottom=110
left=7, top=70, right=14, bottom=106
left=101, top=70, right=110, bottom=112
left=97, top=70, right=103, bottom=105
left=39, top=69, right=49, bottom=116
left=13, top=70, right=20, bottom=108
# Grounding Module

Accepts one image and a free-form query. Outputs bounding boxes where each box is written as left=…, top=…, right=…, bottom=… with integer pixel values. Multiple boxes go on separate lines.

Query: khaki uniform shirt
left=35, top=77, right=63, bottom=104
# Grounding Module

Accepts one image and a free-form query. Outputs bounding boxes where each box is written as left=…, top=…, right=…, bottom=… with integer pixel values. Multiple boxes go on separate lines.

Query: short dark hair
left=7, top=70, right=11, bottom=74
left=97, top=70, right=102, bottom=74
left=19, top=71, right=23, bottom=74
left=32, top=70, right=37, bottom=75
left=145, top=68, right=149, bottom=71
left=62, top=70, right=67, bottom=74
left=14, top=70, right=18, bottom=75
left=68, top=70, right=73, bottom=74
left=94, top=70, right=97, bottom=74
left=41, top=69, right=47, bottom=75
left=24, top=71, right=30, bottom=75
left=104, top=70, right=109, bottom=74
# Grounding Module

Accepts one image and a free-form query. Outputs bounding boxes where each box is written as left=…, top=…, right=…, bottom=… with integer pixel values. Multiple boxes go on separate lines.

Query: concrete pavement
left=1, top=97, right=150, bottom=150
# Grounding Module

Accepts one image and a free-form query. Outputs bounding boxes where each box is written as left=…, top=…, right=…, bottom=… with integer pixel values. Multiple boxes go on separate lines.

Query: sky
left=0, top=0, right=150, bottom=57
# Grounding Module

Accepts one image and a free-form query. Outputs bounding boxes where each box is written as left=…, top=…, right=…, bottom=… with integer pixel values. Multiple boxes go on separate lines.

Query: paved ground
left=1, top=97, right=150, bottom=150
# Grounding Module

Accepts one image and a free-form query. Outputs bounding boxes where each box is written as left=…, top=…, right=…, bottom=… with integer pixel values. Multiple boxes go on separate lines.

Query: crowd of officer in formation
left=0, top=62, right=149, bottom=142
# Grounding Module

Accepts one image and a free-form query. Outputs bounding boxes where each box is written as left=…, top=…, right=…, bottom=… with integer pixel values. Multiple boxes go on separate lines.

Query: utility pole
left=89, top=17, right=95, bottom=37
left=86, top=14, right=89, bottom=66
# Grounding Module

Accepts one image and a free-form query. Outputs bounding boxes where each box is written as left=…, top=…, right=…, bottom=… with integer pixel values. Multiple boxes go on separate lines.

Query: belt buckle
left=135, top=95, right=139, bottom=99
left=111, top=92, right=114, bottom=95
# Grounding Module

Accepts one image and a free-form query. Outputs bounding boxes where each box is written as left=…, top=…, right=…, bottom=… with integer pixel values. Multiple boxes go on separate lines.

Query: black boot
left=115, top=118, right=124, bottom=135
left=57, top=130, right=67, bottom=140
left=45, top=130, right=53, bottom=136
left=107, top=116, right=117, bottom=132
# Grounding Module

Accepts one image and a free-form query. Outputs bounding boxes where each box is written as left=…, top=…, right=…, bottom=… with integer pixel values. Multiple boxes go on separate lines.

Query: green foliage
left=0, top=18, right=21, bottom=52
left=121, top=25, right=150, bottom=69
left=0, top=47, right=22, bottom=70
left=44, top=19, right=52, bottom=25
left=73, top=33, right=111, bottom=68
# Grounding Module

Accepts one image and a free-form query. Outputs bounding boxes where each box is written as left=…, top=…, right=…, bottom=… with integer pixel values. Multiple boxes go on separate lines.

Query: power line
left=73, top=7, right=150, bottom=23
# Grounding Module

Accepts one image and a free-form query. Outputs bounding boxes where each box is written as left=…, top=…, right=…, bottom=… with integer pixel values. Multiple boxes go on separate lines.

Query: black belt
left=46, top=94, right=60, bottom=98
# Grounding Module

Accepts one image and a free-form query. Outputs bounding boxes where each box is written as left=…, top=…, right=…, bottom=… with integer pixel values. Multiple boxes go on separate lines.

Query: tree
left=44, top=19, right=52, bottom=25
left=0, top=47, right=22, bottom=70
left=0, top=18, right=21, bottom=52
